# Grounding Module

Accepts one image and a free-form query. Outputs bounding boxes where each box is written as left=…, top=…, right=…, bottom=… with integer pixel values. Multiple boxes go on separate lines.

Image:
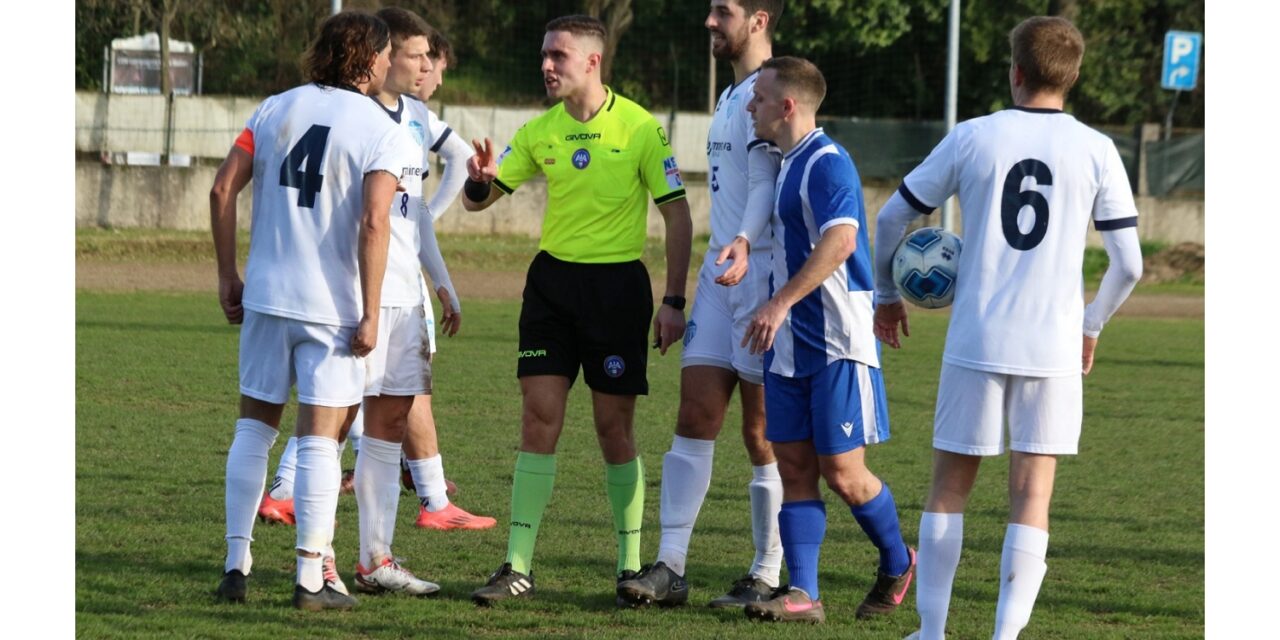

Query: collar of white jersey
left=725, top=68, right=762, bottom=99
left=784, top=127, right=826, bottom=160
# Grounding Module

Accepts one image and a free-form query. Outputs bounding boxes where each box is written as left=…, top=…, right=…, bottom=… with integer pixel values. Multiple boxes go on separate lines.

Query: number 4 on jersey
left=279, top=125, right=331, bottom=208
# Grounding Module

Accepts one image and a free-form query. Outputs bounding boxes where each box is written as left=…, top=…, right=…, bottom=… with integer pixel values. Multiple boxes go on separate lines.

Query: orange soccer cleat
left=414, top=502, right=496, bottom=530
left=257, top=492, right=295, bottom=526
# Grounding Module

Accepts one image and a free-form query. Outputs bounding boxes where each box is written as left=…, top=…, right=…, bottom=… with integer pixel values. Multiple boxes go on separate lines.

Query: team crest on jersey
left=572, top=148, right=591, bottom=169
left=408, top=120, right=427, bottom=146
left=604, top=355, right=626, bottom=378
left=683, top=319, right=697, bottom=347
left=664, top=157, right=683, bottom=189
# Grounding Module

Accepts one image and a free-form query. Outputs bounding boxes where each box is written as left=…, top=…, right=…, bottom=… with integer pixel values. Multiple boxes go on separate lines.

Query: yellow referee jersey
left=494, top=86, right=687, bottom=263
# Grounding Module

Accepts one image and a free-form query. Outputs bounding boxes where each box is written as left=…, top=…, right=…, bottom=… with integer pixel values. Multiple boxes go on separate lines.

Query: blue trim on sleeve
left=1094, top=216, right=1138, bottom=231
left=430, top=127, right=452, bottom=153
left=897, top=183, right=935, bottom=215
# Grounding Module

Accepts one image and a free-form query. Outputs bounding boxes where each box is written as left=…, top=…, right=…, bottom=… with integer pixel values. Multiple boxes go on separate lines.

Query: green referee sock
left=506, top=451, right=556, bottom=575
left=606, top=457, right=645, bottom=574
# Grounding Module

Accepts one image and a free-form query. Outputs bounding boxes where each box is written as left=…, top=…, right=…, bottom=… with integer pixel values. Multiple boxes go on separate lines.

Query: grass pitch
left=75, top=284, right=1203, bottom=638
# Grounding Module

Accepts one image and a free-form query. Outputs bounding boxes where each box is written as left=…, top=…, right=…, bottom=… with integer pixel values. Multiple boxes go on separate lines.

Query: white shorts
left=933, top=363, right=1082, bottom=456
left=681, top=249, right=771, bottom=384
left=238, top=309, right=364, bottom=407
left=363, top=305, right=432, bottom=397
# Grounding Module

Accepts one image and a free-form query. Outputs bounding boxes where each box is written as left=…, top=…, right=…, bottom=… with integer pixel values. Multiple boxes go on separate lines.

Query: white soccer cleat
left=322, top=555, right=350, bottom=596
left=355, top=559, right=441, bottom=596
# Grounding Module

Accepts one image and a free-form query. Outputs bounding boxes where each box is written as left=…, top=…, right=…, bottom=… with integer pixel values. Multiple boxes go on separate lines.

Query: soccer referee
left=462, top=15, right=693, bottom=606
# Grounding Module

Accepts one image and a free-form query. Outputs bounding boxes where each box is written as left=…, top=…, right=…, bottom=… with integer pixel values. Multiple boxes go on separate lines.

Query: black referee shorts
left=517, top=251, right=654, bottom=395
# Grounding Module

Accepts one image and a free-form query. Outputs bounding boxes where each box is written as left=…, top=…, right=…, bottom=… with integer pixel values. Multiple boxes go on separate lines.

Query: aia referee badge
left=604, top=355, right=626, bottom=378
left=572, top=148, right=591, bottom=169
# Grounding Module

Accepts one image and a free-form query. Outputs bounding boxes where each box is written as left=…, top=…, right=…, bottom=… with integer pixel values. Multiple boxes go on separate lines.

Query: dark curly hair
left=302, top=11, right=391, bottom=88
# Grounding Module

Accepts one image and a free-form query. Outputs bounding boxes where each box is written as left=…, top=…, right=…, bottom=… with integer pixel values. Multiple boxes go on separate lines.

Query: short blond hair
left=761, top=56, right=826, bottom=111
left=1009, top=16, right=1085, bottom=95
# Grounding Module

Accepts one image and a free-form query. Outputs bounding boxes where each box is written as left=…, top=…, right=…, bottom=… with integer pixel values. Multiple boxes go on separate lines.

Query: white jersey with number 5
left=897, top=107, right=1138, bottom=377
left=240, top=83, right=420, bottom=327
left=707, top=70, right=778, bottom=252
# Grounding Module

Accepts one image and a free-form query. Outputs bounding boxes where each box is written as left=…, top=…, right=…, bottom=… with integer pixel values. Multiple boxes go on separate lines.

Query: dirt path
left=76, top=261, right=1204, bottom=319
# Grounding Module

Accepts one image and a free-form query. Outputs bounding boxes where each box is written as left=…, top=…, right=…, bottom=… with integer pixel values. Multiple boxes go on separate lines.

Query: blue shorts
left=765, top=359, right=891, bottom=455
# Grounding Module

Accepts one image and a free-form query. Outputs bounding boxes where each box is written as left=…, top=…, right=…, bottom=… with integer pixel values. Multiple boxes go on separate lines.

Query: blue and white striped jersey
left=766, top=128, right=880, bottom=378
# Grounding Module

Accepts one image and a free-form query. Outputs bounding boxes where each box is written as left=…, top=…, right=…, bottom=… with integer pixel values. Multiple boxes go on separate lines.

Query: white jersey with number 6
left=239, top=83, right=421, bottom=327
left=897, top=107, right=1139, bottom=377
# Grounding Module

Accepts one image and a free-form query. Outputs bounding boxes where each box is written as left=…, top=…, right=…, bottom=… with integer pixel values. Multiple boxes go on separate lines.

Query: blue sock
left=850, top=482, right=911, bottom=576
left=778, top=500, right=826, bottom=600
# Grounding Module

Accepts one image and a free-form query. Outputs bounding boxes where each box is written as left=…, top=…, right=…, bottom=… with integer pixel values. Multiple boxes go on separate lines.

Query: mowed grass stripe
left=76, top=292, right=1203, bottom=638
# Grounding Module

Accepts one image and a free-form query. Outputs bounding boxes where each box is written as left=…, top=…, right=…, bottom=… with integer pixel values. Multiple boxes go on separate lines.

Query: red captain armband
left=233, top=128, right=254, bottom=156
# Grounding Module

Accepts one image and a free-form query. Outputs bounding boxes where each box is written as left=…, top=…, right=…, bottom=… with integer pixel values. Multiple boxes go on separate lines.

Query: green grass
left=76, top=229, right=1203, bottom=296
left=74, top=229, right=672, bottom=274
left=76, top=291, right=1204, bottom=638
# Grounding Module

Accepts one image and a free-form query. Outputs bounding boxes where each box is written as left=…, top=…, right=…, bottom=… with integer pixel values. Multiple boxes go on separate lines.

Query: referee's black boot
left=472, top=562, right=535, bottom=606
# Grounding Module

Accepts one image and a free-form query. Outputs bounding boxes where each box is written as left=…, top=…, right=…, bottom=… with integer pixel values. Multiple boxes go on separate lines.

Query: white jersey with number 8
left=239, top=83, right=421, bottom=327
left=897, top=107, right=1139, bottom=377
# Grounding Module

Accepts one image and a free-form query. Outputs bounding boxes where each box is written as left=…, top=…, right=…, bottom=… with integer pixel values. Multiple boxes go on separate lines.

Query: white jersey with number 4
left=898, top=107, right=1139, bottom=377
left=240, top=83, right=420, bottom=327
left=707, top=70, right=777, bottom=253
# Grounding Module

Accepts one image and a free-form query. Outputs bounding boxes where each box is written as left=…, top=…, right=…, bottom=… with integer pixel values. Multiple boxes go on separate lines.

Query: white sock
left=917, top=512, right=965, bottom=640
left=408, top=454, right=449, bottom=512
left=295, top=436, right=340, bottom=584
left=356, top=436, right=403, bottom=569
left=656, top=435, right=715, bottom=576
left=748, top=462, right=783, bottom=587
left=224, top=419, right=278, bottom=573
left=993, top=524, right=1049, bottom=640
left=269, top=436, right=298, bottom=500
left=297, top=554, right=325, bottom=593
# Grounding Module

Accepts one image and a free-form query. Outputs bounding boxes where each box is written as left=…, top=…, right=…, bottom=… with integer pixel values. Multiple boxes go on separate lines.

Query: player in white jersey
left=400, top=26, right=499, bottom=532
left=254, top=24, right=491, bottom=536
left=617, top=0, right=785, bottom=609
left=872, top=17, right=1143, bottom=640
left=346, top=7, right=445, bottom=598
left=210, top=11, right=420, bottom=611
left=737, top=57, right=914, bottom=625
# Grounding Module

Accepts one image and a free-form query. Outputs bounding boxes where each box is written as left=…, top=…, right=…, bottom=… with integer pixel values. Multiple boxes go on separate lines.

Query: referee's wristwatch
left=662, top=295, right=686, bottom=311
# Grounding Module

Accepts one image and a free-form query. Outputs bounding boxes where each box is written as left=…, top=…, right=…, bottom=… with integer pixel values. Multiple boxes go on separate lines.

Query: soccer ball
left=891, top=227, right=963, bottom=309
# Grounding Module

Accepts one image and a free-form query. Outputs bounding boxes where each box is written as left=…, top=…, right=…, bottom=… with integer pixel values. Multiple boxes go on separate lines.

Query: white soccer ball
left=891, top=227, right=963, bottom=309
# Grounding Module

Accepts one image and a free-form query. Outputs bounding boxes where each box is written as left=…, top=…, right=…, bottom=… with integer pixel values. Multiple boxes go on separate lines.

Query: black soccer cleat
left=855, top=546, right=916, bottom=619
left=708, top=573, right=775, bottom=608
left=215, top=570, right=248, bottom=603
left=616, top=562, right=689, bottom=608
left=292, top=582, right=358, bottom=611
left=471, top=562, right=535, bottom=606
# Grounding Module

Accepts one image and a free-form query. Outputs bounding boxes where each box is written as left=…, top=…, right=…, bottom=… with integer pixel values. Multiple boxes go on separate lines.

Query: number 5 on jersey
left=279, top=125, right=331, bottom=208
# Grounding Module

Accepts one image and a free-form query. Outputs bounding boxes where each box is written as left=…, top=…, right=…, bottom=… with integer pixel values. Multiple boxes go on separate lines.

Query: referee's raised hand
left=467, top=137, right=499, bottom=183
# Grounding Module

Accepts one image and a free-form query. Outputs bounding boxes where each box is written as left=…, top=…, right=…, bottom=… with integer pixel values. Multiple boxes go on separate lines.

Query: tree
left=584, top=0, right=633, bottom=84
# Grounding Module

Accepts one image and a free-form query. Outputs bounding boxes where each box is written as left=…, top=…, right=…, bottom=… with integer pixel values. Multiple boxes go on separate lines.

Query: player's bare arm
left=744, top=224, right=858, bottom=354
left=437, top=286, right=461, bottom=337
left=873, top=302, right=910, bottom=350
left=209, top=146, right=254, bottom=324
left=461, top=137, right=504, bottom=211
left=714, top=236, right=751, bottom=286
left=353, top=170, right=398, bottom=357
left=653, top=198, right=693, bottom=355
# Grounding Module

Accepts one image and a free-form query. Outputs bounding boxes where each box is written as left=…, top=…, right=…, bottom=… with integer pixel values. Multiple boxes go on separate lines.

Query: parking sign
left=1162, top=31, right=1202, bottom=91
